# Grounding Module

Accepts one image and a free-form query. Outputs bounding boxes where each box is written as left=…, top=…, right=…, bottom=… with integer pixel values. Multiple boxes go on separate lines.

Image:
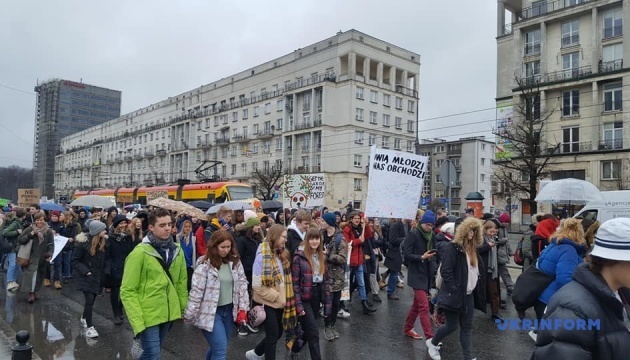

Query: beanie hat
left=590, top=218, right=630, bottom=261
left=481, top=213, right=494, bottom=221
left=465, top=208, right=474, bottom=215
left=244, top=216, right=260, bottom=229
left=113, top=214, right=129, bottom=228
left=322, top=213, right=337, bottom=227
left=420, top=210, right=435, bottom=225
left=499, top=213, right=511, bottom=223
left=107, top=206, right=118, bottom=214
left=440, top=222, right=456, bottom=239
left=333, top=211, right=341, bottom=217
left=535, top=218, right=558, bottom=239
left=51, top=210, right=61, bottom=217
left=435, top=216, right=449, bottom=230
left=312, top=211, right=321, bottom=219
left=89, top=220, right=107, bottom=236
left=243, top=210, right=257, bottom=224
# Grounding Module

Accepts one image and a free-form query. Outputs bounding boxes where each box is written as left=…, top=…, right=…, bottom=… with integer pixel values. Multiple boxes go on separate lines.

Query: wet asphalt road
left=0, top=239, right=534, bottom=359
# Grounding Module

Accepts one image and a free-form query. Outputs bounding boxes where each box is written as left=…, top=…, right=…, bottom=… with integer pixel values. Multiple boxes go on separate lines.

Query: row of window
left=355, top=109, right=415, bottom=131
left=561, top=84, right=622, bottom=116
left=561, top=122, right=623, bottom=152
left=356, top=87, right=415, bottom=112
left=353, top=132, right=415, bottom=152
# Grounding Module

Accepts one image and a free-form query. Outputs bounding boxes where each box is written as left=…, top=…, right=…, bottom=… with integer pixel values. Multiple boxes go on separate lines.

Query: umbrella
left=40, top=203, right=66, bottom=212
left=261, top=200, right=283, bottom=211
left=534, top=178, right=605, bottom=205
left=188, top=200, right=213, bottom=211
left=0, top=198, right=11, bottom=207
left=207, top=201, right=254, bottom=214
left=70, top=195, right=116, bottom=208
left=147, top=197, right=206, bottom=218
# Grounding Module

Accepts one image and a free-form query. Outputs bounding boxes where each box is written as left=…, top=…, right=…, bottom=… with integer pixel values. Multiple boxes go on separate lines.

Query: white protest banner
left=282, top=173, right=325, bottom=209
left=51, top=235, right=69, bottom=262
left=365, top=146, right=428, bottom=219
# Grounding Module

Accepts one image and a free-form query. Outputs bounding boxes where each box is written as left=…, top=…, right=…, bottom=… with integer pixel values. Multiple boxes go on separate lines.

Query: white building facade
left=54, top=30, right=420, bottom=210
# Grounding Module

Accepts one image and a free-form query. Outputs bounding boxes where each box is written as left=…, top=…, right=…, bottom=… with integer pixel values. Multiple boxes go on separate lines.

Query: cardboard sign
left=146, top=190, right=168, bottom=202
left=282, top=174, right=325, bottom=209
left=18, top=188, right=41, bottom=209
left=365, top=146, right=428, bottom=219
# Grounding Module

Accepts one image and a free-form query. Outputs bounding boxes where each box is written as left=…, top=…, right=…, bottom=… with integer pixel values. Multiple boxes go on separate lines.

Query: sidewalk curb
left=0, top=316, right=42, bottom=360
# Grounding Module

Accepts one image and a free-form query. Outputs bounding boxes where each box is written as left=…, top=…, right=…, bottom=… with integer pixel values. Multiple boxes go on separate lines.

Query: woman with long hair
left=104, top=207, right=118, bottom=230
left=17, top=213, right=54, bottom=304
left=72, top=220, right=108, bottom=339
left=104, top=215, right=133, bottom=325
left=290, top=227, right=330, bottom=359
left=235, top=213, right=264, bottom=335
left=479, top=220, right=501, bottom=320
left=246, top=224, right=298, bottom=360
left=127, top=217, right=144, bottom=247
left=176, top=219, right=197, bottom=290
left=59, top=211, right=80, bottom=284
left=426, top=217, right=484, bottom=360
left=184, top=230, right=249, bottom=360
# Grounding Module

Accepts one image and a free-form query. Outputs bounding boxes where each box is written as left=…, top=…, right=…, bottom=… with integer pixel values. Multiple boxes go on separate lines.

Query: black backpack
left=0, top=224, right=14, bottom=254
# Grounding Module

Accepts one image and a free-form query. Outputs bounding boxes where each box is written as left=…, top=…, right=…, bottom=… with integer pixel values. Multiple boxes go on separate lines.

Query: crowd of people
left=1, top=202, right=630, bottom=359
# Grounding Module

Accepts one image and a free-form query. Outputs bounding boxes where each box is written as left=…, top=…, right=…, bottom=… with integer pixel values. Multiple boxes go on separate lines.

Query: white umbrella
left=69, top=195, right=115, bottom=208
left=535, top=178, right=605, bottom=205
left=207, top=201, right=254, bottom=214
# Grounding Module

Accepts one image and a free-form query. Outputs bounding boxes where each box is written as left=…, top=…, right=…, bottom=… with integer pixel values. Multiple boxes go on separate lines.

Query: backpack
left=0, top=222, right=14, bottom=254
left=333, top=233, right=347, bottom=271
left=513, top=236, right=525, bottom=266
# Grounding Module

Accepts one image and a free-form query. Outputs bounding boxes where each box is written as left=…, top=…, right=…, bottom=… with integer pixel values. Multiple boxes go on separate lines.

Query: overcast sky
left=0, top=0, right=497, bottom=168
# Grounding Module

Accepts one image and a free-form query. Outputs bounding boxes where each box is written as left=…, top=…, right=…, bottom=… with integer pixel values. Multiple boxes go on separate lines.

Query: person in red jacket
left=343, top=211, right=376, bottom=314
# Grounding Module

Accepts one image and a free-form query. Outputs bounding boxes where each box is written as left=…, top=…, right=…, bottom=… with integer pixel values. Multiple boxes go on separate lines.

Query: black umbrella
left=261, top=200, right=283, bottom=210
left=188, top=200, right=213, bottom=211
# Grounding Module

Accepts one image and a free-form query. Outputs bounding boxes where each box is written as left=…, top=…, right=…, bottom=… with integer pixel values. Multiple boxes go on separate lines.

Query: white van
left=573, top=191, right=630, bottom=222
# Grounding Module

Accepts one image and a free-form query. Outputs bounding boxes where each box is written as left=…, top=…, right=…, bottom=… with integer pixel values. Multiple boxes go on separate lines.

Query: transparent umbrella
left=534, top=178, right=605, bottom=205
left=207, top=201, right=254, bottom=214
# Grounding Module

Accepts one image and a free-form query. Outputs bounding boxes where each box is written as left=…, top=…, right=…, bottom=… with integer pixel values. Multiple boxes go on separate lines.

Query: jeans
left=254, top=306, right=283, bottom=360
left=83, top=292, right=96, bottom=327
left=297, top=283, right=322, bottom=360
left=431, top=294, right=474, bottom=360
left=45, top=260, right=62, bottom=281
left=386, top=271, right=400, bottom=295
left=110, top=286, right=123, bottom=317
left=6, top=253, right=19, bottom=284
left=201, top=304, right=233, bottom=360
left=498, top=263, right=514, bottom=291
left=404, top=289, right=434, bottom=339
left=487, top=276, right=500, bottom=315
left=325, top=291, right=341, bottom=327
left=140, top=322, right=173, bottom=360
left=349, top=265, right=367, bottom=301
left=62, top=250, right=73, bottom=278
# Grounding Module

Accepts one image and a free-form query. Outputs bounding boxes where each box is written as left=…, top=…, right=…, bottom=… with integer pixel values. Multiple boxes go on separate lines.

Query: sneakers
left=426, top=338, right=442, bottom=360
left=324, top=326, right=335, bottom=341
left=372, top=294, right=382, bottom=303
left=397, top=281, right=405, bottom=288
left=245, top=349, right=264, bottom=360
left=337, top=309, right=351, bottom=318
left=405, top=329, right=423, bottom=340
left=529, top=329, right=538, bottom=342
left=80, top=317, right=87, bottom=328
left=85, top=326, right=99, bottom=339
left=54, top=281, right=62, bottom=290
left=331, top=326, right=340, bottom=339
left=43, top=279, right=51, bottom=287
left=378, top=280, right=386, bottom=289
left=238, top=324, right=249, bottom=336
left=6, top=281, right=19, bottom=292
left=244, top=320, right=259, bottom=333
left=387, top=294, right=400, bottom=300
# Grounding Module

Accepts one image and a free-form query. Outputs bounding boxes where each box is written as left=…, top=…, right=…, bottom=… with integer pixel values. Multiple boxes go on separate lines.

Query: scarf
left=260, top=240, right=297, bottom=332
left=177, top=232, right=194, bottom=268
left=147, top=231, right=177, bottom=266
left=417, top=225, right=434, bottom=249
left=33, top=223, right=50, bottom=244
left=484, top=234, right=499, bottom=279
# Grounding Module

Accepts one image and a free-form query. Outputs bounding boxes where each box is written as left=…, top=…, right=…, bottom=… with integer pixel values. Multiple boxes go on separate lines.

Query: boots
left=54, top=281, right=62, bottom=290
left=362, top=300, right=376, bottom=314
left=28, top=292, right=36, bottom=304
left=43, top=279, right=51, bottom=287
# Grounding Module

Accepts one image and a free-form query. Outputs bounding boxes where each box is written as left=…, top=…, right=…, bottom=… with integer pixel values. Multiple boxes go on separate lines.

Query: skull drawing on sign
left=283, top=175, right=312, bottom=209
left=290, top=192, right=307, bottom=208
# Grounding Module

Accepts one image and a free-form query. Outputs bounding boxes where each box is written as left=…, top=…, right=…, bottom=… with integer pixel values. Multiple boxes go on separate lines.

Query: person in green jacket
left=2, top=209, right=26, bottom=292
left=120, top=208, right=188, bottom=359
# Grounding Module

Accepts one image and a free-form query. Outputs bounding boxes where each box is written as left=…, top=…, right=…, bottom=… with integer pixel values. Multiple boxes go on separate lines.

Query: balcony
left=447, top=147, right=462, bottom=156
left=156, top=149, right=167, bottom=156
left=115, top=156, right=123, bottom=163
left=144, top=150, right=154, bottom=158
left=395, top=84, right=419, bottom=98
left=197, top=140, right=212, bottom=148
left=450, top=197, right=461, bottom=205
left=216, top=137, right=230, bottom=146
left=598, top=139, right=624, bottom=150
left=258, top=130, right=273, bottom=139
left=124, top=155, right=133, bottom=161
left=106, top=159, right=114, bottom=165
left=301, top=147, right=310, bottom=154
left=515, top=0, right=594, bottom=22
left=293, top=166, right=310, bottom=174
left=172, top=143, right=189, bottom=152
left=560, top=141, right=592, bottom=154
left=295, top=122, right=313, bottom=130
left=233, top=135, right=250, bottom=143
left=599, top=59, right=623, bottom=74
left=452, top=181, right=462, bottom=188
left=518, top=65, right=592, bottom=87
left=134, top=153, right=143, bottom=160
left=313, top=165, right=321, bottom=172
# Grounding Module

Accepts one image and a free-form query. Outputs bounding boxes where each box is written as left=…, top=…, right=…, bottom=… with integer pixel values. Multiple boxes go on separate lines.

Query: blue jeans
left=350, top=265, right=367, bottom=301
left=140, top=322, right=173, bottom=360
left=62, top=250, right=73, bottom=278
left=201, top=304, right=233, bottom=360
left=387, top=270, right=400, bottom=295
left=6, top=253, right=19, bottom=284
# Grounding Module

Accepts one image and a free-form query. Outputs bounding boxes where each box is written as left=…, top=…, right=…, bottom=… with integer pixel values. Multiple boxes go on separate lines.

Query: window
left=562, top=52, right=580, bottom=78
left=521, top=168, right=531, bottom=182
left=602, top=160, right=621, bottom=179
left=303, top=93, right=311, bottom=111
left=354, top=131, right=364, bottom=144
left=480, top=174, right=486, bottom=182
left=354, top=178, right=362, bottom=191
left=562, top=90, right=580, bottom=116
left=395, top=117, right=402, bottom=129
left=481, top=158, right=486, bottom=166
left=265, top=103, right=271, bottom=114
left=369, top=111, right=377, bottom=124
left=603, top=43, right=623, bottom=67
left=481, top=144, right=486, bottom=150
left=243, top=126, right=248, bottom=138
left=243, top=108, right=248, bottom=119
left=408, top=100, right=415, bottom=112
left=561, top=20, right=579, bottom=47
left=406, top=140, right=414, bottom=152
left=526, top=93, right=541, bottom=120
left=382, top=136, right=390, bottom=148
left=562, top=127, right=580, bottom=153
left=604, top=8, right=623, bottom=39
left=276, top=138, right=282, bottom=150
left=231, top=164, right=236, bottom=175
left=356, top=87, right=364, bottom=100
left=252, top=162, right=258, bottom=171
left=525, top=61, right=540, bottom=81
left=394, top=138, right=401, bottom=150
left=353, top=154, right=362, bottom=167
left=407, top=120, right=414, bottom=133
left=264, top=121, right=271, bottom=133
left=604, top=83, right=622, bottom=111
left=395, top=97, right=403, bottom=109
left=254, top=106, right=260, bottom=117
left=383, top=94, right=391, bottom=107
left=436, top=145, right=445, bottom=153
left=532, top=0, right=547, bottom=16
left=232, top=111, right=238, bottom=122
left=276, top=118, right=283, bottom=130
left=525, top=29, right=541, bottom=55
left=370, top=90, right=378, bottom=103
left=435, top=174, right=442, bottom=184
left=382, top=114, right=390, bottom=126
left=253, top=124, right=259, bottom=134
left=369, top=133, right=376, bottom=146
left=241, top=163, right=247, bottom=174
left=603, top=122, right=623, bottom=149
left=355, top=108, right=364, bottom=121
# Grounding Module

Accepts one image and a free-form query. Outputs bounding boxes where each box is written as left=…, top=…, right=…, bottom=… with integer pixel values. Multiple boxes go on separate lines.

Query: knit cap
left=89, top=220, right=107, bottom=236
left=322, top=212, right=337, bottom=227
left=243, top=210, right=257, bottom=223
left=113, top=214, right=129, bottom=228
left=244, top=215, right=260, bottom=228
left=51, top=210, right=61, bottom=217
left=420, top=210, right=435, bottom=225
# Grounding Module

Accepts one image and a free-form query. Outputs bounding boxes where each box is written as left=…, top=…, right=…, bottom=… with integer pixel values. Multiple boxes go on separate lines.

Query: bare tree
left=493, top=76, right=561, bottom=215
left=250, top=164, right=285, bottom=200
left=0, top=166, right=34, bottom=202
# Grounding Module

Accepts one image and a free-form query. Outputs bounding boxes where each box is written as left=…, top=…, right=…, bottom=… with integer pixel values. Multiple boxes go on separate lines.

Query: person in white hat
left=532, top=217, right=630, bottom=359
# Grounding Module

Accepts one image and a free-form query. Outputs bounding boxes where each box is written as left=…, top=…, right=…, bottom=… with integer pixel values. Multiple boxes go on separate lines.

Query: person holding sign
left=17, top=213, right=54, bottom=304
left=343, top=211, right=376, bottom=314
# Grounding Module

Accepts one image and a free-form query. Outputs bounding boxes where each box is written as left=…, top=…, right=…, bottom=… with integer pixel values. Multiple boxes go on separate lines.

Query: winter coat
left=104, top=231, right=135, bottom=288
left=203, top=218, right=222, bottom=244
left=343, top=223, right=373, bottom=267
left=59, top=221, right=80, bottom=252
left=252, top=245, right=286, bottom=309
left=532, top=263, right=630, bottom=359
left=2, top=218, right=24, bottom=252
left=437, top=242, right=485, bottom=313
left=403, top=227, right=435, bottom=291
left=496, top=227, right=511, bottom=265
left=195, top=225, right=206, bottom=256
left=120, top=238, right=189, bottom=336
left=292, top=247, right=332, bottom=316
left=184, top=260, right=250, bottom=333
left=236, top=231, right=261, bottom=283
left=72, top=232, right=106, bottom=294
left=48, top=221, right=63, bottom=235
left=384, top=220, right=406, bottom=272
left=531, top=234, right=548, bottom=260
left=286, top=224, right=304, bottom=258
left=536, top=237, right=586, bottom=304
left=18, top=225, right=54, bottom=272
left=521, top=227, right=535, bottom=269
left=362, top=236, right=377, bottom=275
left=323, top=228, right=347, bottom=292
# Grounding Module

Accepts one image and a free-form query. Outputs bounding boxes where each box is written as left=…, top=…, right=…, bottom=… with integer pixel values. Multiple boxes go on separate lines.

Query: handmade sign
left=282, top=173, right=325, bottom=209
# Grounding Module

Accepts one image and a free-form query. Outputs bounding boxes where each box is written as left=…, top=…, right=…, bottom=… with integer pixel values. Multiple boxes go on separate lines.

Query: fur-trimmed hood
left=453, top=217, right=483, bottom=246
left=75, top=232, right=89, bottom=243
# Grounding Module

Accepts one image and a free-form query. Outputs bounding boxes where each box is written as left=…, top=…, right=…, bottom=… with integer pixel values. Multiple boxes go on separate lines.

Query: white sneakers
left=6, top=281, right=19, bottom=292
left=245, top=349, right=264, bottom=360
left=529, top=329, right=538, bottom=342
left=80, top=317, right=87, bottom=328
left=85, top=326, right=99, bottom=338
left=426, top=339, right=442, bottom=360
left=337, top=309, right=351, bottom=318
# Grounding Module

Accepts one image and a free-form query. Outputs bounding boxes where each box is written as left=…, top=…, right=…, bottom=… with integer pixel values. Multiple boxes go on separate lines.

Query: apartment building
left=495, top=0, right=630, bottom=224
left=419, top=137, right=495, bottom=216
left=33, top=79, right=121, bottom=198
left=54, top=30, right=420, bottom=209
